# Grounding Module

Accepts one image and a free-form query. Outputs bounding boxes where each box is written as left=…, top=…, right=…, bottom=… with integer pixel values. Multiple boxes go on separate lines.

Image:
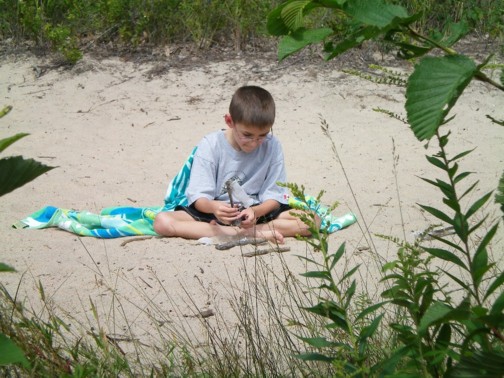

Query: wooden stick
left=242, top=247, right=291, bottom=257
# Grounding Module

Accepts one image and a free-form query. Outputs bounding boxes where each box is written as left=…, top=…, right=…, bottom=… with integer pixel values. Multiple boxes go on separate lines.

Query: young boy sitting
left=154, top=85, right=318, bottom=244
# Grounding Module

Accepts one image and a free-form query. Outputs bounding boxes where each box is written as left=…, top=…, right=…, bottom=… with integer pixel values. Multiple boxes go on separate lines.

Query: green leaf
left=344, top=0, right=409, bottom=28
left=418, top=204, right=453, bottom=224
left=418, top=301, right=453, bottom=335
left=442, top=21, right=469, bottom=47
left=266, top=4, right=291, bottom=36
left=0, top=105, right=12, bottom=118
left=442, top=269, right=473, bottom=295
left=450, top=148, right=475, bottom=162
left=0, top=156, right=56, bottom=197
left=490, top=290, right=504, bottom=315
left=0, top=263, right=16, bottom=272
left=300, top=270, right=332, bottom=281
left=356, top=301, right=388, bottom=322
left=325, top=25, right=380, bottom=59
left=297, top=336, right=338, bottom=348
left=0, top=333, right=30, bottom=367
left=344, top=280, right=356, bottom=307
left=0, top=133, right=29, bottom=154
left=359, top=313, right=384, bottom=340
left=339, top=265, right=360, bottom=284
left=420, top=177, right=456, bottom=200
left=423, top=247, right=467, bottom=270
left=484, top=269, right=504, bottom=301
left=460, top=180, right=479, bottom=201
left=454, top=171, right=472, bottom=184
left=331, top=242, right=346, bottom=269
left=447, top=350, right=504, bottom=378
left=294, top=352, right=335, bottom=362
left=396, top=41, right=433, bottom=59
left=496, top=171, right=504, bottom=218
left=426, top=155, right=447, bottom=170
left=281, top=0, right=313, bottom=31
left=433, top=236, right=466, bottom=254
left=472, top=224, right=498, bottom=287
left=278, top=27, right=333, bottom=61
left=434, top=323, right=452, bottom=350
left=466, top=191, right=493, bottom=219
left=406, top=55, right=478, bottom=141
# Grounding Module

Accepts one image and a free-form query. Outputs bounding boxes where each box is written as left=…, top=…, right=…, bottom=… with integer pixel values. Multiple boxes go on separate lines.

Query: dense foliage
left=0, top=0, right=502, bottom=63
left=268, top=0, right=503, bottom=376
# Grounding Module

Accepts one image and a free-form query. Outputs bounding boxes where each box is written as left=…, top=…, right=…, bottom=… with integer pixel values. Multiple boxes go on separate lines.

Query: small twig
left=242, top=246, right=291, bottom=257
left=143, top=121, right=155, bottom=128
left=77, top=99, right=118, bottom=113
left=139, top=277, right=153, bottom=289
left=120, top=236, right=153, bottom=247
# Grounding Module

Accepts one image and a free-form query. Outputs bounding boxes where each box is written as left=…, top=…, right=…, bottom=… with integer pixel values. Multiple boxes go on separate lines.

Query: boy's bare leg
left=253, top=209, right=317, bottom=238
left=154, top=211, right=285, bottom=243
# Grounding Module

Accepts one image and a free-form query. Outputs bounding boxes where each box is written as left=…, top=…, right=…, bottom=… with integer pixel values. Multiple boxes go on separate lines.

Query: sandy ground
left=1, top=49, right=503, bottom=358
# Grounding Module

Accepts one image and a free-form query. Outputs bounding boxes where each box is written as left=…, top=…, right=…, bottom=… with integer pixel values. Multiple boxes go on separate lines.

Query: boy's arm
left=194, top=197, right=241, bottom=225
left=250, top=199, right=280, bottom=218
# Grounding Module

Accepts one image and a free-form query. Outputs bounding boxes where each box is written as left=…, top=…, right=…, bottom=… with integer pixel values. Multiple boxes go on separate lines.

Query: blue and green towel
left=13, top=147, right=356, bottom=238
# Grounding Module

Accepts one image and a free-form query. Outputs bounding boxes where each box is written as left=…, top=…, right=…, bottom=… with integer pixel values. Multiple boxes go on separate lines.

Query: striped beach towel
left=13, top=146, right=356, bottom=238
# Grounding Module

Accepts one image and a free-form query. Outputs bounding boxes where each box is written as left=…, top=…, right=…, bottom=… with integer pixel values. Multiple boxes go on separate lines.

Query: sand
left=0, top=49, right=502, bottom=359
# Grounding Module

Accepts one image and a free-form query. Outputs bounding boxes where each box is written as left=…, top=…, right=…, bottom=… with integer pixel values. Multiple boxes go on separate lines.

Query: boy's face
left=225, top=114, right=272, bottom=153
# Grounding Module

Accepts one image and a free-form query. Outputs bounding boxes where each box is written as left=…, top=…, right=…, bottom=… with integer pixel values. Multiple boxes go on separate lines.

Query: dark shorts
left=176, top=203, right=292, bottom=225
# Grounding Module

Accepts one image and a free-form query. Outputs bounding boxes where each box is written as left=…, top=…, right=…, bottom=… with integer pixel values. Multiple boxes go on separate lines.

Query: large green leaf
left=406, top=55, right=478, bottom=141
left=281, top=0, right=313, bottom=31
left=278, top=27, right=333, bottom=61
left=0, top=334, right=29, bottom=367
left=0, top=156, right=56, bottom=197
left=267, top=0, right=328, bottom=36
left=0, top=133, right=29, bottom=153
left=344, top=0, right=408, bottom=27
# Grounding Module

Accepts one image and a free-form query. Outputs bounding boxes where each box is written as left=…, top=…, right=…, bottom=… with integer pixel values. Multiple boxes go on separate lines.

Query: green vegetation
left=267, top=0, right=503, bottom=375
left=0, top=0, right=502, bottom=64
left=0, top=105, right=55, bottom=369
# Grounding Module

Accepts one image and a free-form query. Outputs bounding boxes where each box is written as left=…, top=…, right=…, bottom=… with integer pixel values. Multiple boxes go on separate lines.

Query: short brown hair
left=229, top=86, right=275, bottom=128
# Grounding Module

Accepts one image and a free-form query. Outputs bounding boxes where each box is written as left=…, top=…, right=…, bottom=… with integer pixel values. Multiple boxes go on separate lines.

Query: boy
left=154, top=86, right=317, bottom=243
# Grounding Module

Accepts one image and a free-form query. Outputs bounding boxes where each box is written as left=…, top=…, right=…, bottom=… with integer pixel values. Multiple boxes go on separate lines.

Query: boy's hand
left=238, top=208, right=256, bottom=229
left=214, top=203, right=241, bottom=225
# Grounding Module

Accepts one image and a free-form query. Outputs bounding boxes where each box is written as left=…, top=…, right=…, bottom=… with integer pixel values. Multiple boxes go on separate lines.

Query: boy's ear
left=224, top=114, right=234, bottom=128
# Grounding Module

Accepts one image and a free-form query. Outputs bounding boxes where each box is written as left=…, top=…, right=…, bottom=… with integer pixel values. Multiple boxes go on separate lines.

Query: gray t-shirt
left=185, top=130, right=289, bottom=206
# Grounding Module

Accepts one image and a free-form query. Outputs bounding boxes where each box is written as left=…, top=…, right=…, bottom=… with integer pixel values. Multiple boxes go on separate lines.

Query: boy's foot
left=243, top=228, right=284, bottom=244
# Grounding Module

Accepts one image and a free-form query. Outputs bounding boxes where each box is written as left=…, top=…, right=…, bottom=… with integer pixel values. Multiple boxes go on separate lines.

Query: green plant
left=285, top=182, right=388, bottom=376
left=44, top=23, right=82, bottom=64
left=0, top=105, right=56, bottom=369
left=268, top=0, right=503, bottom=376
left=0, top=106, right=56, bottom=197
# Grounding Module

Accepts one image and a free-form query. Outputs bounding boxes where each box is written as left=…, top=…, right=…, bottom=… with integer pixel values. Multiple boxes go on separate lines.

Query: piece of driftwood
left=215, top=237, right=267, bottom=250
left=183, top=309, right=215, bottom=318
left=242, top=246, right=291, bottom=257
left=120, top=236, right=153, bottom=247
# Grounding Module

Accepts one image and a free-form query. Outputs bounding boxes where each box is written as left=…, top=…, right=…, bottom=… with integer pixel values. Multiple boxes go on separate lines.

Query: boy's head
left=229, top=86, right=275, bottom=129
left=225, top=86, right=275, bottom=153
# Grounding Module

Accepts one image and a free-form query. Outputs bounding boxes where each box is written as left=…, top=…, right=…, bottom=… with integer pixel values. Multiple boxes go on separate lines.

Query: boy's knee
left=154, top=212, right=174, bottom=236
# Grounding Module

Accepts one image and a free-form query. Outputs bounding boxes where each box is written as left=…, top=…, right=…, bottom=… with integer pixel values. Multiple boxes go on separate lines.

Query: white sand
left=1, top=51, right=502, bottom=355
